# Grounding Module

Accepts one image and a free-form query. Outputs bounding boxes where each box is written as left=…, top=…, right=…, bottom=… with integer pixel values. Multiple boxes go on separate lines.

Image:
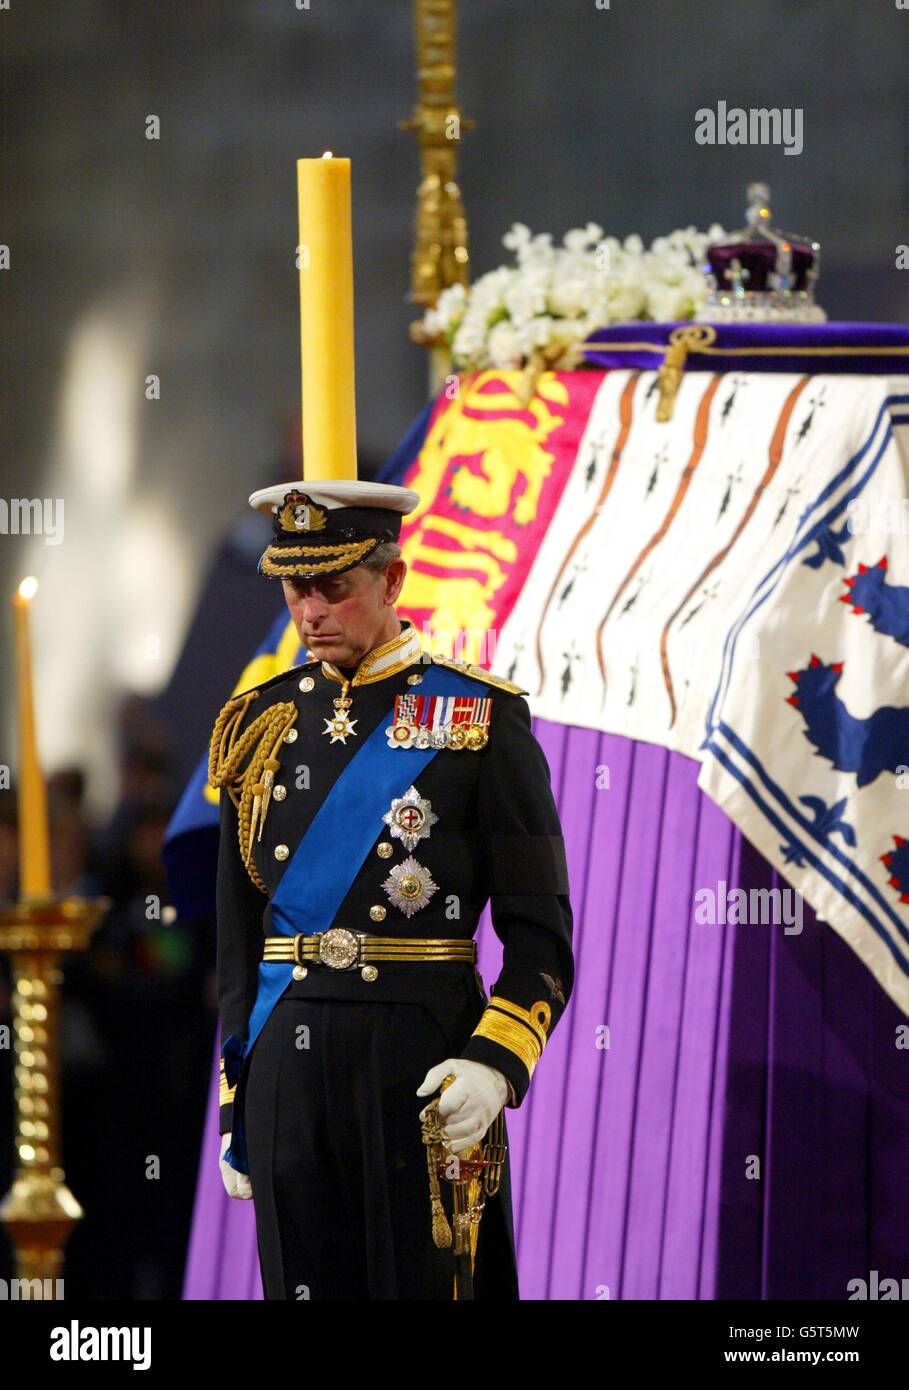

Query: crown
left=696, top=182, right=825, bottom=324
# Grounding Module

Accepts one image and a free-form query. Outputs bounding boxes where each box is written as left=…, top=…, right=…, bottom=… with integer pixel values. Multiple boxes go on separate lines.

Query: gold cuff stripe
left=218, top=1059, right=236, bottom=1105
left=487, top=994, right=551, bottom=1048
left=471, top=1010, right=540, bottom=1078
left=470, top=996, right=553, bottom=1079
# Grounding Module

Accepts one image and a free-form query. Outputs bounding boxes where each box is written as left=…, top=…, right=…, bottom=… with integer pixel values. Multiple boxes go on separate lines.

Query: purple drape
left=183, top=719, right=909, bottom=1300
left=582, top=319, right=909, bottom=375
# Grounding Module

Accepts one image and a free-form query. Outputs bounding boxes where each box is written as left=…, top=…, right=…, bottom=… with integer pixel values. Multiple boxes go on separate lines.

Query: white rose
left=607, top=282, right=647, bottom=320
left=434, top=283, right=467, bottom=329
left=502, top=222, right=532, bottom=253
left=516, top=232, right=555, bottom=270
left=487, top=320, right=523, bottom=368
left=547, top=276, right=592, bottom=317
left=422, top=307, right=442, bottom=337
left=562, top=223, right=604, bottom=254
left=504, top=279, right=548, bottom=322
left=646, top=284, right=690, bottom=322
left=529, top=314, right=555, bottom=348
left=452, top=318, right=487, bottom=365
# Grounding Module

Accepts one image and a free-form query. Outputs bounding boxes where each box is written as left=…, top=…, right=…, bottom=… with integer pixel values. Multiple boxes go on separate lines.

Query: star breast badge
left=382, top=857, right=438, bottom=918
left=382, top=785, right=438, bottom=852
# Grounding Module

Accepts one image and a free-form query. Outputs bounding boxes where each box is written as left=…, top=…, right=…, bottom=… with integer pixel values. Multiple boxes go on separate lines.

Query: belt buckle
left=318, top=927, right=359, bottom=970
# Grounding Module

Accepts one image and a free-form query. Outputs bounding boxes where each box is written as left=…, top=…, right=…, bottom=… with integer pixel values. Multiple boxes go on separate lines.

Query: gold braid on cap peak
left=208, top=689, right=298, bottom=893
left=259, top=537, right=378, bottom=576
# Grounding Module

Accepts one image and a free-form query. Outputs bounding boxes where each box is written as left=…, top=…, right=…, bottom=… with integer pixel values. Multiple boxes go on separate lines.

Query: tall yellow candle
left=297, top=152, right=358, bottom=480
left=12, top=577, right=52, bottom=899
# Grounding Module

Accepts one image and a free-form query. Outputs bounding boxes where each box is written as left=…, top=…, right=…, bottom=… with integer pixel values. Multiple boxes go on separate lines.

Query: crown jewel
left=696, top=182, right=825, bottom=324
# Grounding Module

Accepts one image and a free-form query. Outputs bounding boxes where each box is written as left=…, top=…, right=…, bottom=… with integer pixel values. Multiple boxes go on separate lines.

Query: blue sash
left=223, top=664, right=484, bottom=1173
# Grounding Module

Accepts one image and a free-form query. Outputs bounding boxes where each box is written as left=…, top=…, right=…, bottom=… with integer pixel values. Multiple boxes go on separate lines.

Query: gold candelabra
left=0, top=895, right=107, bottom=1292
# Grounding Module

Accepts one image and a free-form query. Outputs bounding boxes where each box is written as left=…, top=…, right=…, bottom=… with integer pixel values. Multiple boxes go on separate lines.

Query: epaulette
left=233, top=658, right=319, bottom=702
left=430, top=654, right=529, bottom=696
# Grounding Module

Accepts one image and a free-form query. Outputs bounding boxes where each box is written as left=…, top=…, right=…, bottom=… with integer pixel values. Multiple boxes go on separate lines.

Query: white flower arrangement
left=418, top=221, right=729, bottom=373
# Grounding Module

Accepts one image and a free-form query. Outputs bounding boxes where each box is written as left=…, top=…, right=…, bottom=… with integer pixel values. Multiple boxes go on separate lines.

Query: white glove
left=219, top=1132, right=253, bottom=1199
left=416, top=1058, right=509, bottom=1156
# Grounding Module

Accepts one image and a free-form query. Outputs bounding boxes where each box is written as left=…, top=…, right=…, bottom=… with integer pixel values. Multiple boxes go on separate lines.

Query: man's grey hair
left=361, top=541, right=402, bottom=575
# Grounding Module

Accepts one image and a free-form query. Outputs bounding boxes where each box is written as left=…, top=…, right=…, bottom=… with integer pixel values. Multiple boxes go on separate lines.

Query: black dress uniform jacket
left=212, top=618, right=573, bottom=1300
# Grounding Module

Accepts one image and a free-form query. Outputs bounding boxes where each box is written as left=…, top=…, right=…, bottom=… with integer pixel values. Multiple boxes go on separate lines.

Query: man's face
left=281, top=559, right=406, bottom=667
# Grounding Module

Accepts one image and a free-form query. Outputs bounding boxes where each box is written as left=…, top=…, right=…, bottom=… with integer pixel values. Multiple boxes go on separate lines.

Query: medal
left=323, top=681, right=358, bottom=745
left=385, top=692, right=492, bottom=751
left=323, top=710, right=358, bottom=743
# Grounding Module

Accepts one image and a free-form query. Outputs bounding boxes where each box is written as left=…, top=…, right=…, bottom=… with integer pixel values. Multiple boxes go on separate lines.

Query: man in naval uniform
left=210, top=477, right=573, bottom=1300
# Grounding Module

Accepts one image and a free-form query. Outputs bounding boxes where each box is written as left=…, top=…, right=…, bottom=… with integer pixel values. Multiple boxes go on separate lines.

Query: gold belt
left=262, top=927, right=476, bottom=971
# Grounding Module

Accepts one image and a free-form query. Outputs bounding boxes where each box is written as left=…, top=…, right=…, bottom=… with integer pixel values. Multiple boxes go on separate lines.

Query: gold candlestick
left=401, top=0, right=472, bottom=390
left=2, top=576, right=108, bottom=1293
left=0, top=897, right=108, bottom=1291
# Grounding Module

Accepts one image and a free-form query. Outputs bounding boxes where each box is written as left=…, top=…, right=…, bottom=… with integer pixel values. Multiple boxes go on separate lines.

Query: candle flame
left=17, top=576, right=39, bottom=602
left=322, top=150, right=333, bottom=159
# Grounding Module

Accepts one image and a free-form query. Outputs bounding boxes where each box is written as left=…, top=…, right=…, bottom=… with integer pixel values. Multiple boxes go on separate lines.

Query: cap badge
left=278, top=491, right=327, bottom=534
